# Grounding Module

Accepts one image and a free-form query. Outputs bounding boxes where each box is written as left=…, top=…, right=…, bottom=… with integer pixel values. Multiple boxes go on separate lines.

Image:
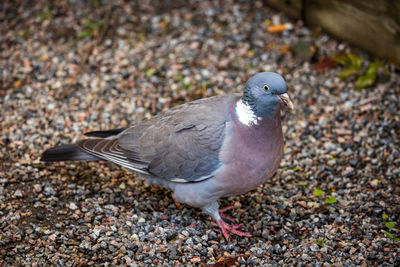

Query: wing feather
left=78, top=139, right=150, bottom=175
left=77, top=94, right=238, bottom=183
left=118, top=94, right=238, bottom=182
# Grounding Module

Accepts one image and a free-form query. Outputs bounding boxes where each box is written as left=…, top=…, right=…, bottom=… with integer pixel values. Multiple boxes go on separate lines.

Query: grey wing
left=118, top=95, right=237, bottom=182
left=78, top=94, right=237, bottom=183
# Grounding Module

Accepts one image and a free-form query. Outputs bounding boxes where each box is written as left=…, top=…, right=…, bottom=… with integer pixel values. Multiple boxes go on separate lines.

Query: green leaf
left=395, top=237, right=400, bottom=242
left=292, top=41, right=314, bottom=61
left=382, top=213, right=389, bottom=220
left=146, top=68, right=156, bottom=76
left=299, top=181, right=306, bottom=187
left=185, top=84, right=194, bottom=92
left=314, top=189, right=325, bottom=197
left=355, top=73, right=376, bottom=89
left=201, top=81, right=212, bottom=89
left=384, top=231, right=394, bottom=239
left=175, top=75, right=194, bottom=92
left=97, top=19, right=105, bottom=30
left=84, top=20, right=95, bottom=29
left=366, top=62, right=383, bottom=76
left=38, top=7, right=52, bottom=22
left=77, top=28, right=94, bottom=39
left=338, top=66, right=361, bottom=79
left=385, top=221, right=395, bottom=229
left=332, top=54, right=351, bottom=65
left=325, top=196, right=337, bottom=204
left=92, top=0, right=100, bottom=8
left=77, top=19, right=103, bottom=40
left=176, top=74, right=184, bottom=84
left=354, top=61, right=383, bottom=89
left=332, top=53, right=364, bottom=80
left=347, top=53, right=364, bottom=69
left=316, top=238, right=325, bottom=247
left=293, top=167, right=300, bottom=172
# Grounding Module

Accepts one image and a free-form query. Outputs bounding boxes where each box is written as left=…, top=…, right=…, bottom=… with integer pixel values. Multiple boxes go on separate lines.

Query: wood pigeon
left=41, top=72, right=293, bottom=240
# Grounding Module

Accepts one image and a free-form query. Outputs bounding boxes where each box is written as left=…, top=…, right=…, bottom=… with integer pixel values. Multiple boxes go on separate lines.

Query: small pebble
left=69, top=202, right=78, bottom=210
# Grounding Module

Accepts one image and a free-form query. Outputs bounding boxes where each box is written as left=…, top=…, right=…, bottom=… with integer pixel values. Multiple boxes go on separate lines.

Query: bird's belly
left=217, top=149, right=283, bottom=196
left=215, top=124, right=284, bottom=197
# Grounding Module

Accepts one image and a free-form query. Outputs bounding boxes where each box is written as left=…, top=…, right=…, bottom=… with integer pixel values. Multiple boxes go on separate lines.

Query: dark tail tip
left=41, top=144, right=100, bottom=162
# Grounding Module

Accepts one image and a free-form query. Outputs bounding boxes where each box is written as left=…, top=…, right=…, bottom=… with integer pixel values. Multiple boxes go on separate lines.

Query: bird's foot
left=216, top=219, right=251, bottom=241
left=212, top=205, right=251, bottom=240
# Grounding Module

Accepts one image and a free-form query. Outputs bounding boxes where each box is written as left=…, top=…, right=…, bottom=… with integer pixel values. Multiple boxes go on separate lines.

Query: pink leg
left=217, top=219, right=251, bottom=241
left=211, top=220, right=243, bottom=230
left=218, top=205, right=235, bottom=213
left=211, top=205, right=251, bottom=240
left=203, top=202, right=251, bottom=241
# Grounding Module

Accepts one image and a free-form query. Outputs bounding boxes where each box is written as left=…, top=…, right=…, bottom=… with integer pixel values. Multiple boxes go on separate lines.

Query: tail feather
left=84, top=128, right=127, bottom=138
left=41, top=144, right=101, bottom=162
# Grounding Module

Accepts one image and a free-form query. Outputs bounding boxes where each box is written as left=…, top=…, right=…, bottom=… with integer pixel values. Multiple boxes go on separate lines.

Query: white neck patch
left=235, top=99, right=261, bottom=126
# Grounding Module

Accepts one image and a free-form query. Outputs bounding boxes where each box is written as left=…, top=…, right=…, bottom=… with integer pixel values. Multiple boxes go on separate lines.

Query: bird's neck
left=234, top=99, right=260, bottom=126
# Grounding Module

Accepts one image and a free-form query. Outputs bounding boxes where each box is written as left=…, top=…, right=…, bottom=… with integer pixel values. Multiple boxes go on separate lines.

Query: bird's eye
left=263, top=84, right=270, bottom=91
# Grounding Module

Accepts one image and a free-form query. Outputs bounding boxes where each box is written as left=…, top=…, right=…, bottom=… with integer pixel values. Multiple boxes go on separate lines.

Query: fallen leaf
left=280, top=45, right=290, bottom=55
left=366, top=62, right=383, bottom=75
left=13, top=80, right=22, bottom=88
left=292, top=41, right=315, bottom=61
left=332, top=53, right=363, bottom=69
left=354, top=61, right=384, bottom=89
left=268, top=23, right=293, bottom=33
left=347, top=53, right=364, bottom=69
left=385, top=221, right=395, bottom=229
left=355, top=73, right=376, bottom=89
left=211, top=257, right=238, bottom=267
left=384, top=231, right=394, bottom=239
left=325, top=196, right=337, bottom=204
left=314, top=57, right=338, bottom=73
left=146, top=68, right=156, bottom=76
left=338, top=66, right=360, bottom=79
left=313, top=189, right=325, bottom=197
left=332, top=53, right=351, bottom=65
left=263, top=19, right=271, bottom=26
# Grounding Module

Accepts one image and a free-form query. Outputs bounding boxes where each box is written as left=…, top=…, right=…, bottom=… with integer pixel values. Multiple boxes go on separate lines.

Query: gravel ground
left=1, top=0, right=400, bottom=266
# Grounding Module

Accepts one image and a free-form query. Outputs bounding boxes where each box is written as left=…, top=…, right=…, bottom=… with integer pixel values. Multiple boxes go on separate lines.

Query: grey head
left=241, top=72, right=293, bottom=118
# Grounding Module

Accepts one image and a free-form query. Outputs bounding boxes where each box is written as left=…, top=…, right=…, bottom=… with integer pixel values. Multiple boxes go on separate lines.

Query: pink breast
left=215, top=112, right=284, bottom=197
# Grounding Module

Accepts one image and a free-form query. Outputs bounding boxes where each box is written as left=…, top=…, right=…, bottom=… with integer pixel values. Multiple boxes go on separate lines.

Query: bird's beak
left=278, top=93, right=294, bottom=109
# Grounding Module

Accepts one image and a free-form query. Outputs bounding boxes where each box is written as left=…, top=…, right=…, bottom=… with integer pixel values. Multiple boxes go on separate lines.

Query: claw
left=214, top=206, right=251, bottom=240
left=203, top=203, right=251, bottom=241
left=217, top=219, right=251, bottom=241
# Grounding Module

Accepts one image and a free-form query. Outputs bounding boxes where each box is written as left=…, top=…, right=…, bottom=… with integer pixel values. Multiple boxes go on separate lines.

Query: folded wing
left=78, top=95, right=238, bottom=183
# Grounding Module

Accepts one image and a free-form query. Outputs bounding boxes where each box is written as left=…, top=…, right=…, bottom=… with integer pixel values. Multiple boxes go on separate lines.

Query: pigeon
left=41, top=72, right=293, bottom=240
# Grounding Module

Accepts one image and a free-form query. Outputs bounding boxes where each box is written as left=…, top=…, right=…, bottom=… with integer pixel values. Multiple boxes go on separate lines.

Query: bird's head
left=241, top=72, right=293, bottom=118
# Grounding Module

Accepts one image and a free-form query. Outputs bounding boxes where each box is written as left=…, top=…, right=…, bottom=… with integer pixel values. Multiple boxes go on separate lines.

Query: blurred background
left=0, top=0, right=399, bottom=266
